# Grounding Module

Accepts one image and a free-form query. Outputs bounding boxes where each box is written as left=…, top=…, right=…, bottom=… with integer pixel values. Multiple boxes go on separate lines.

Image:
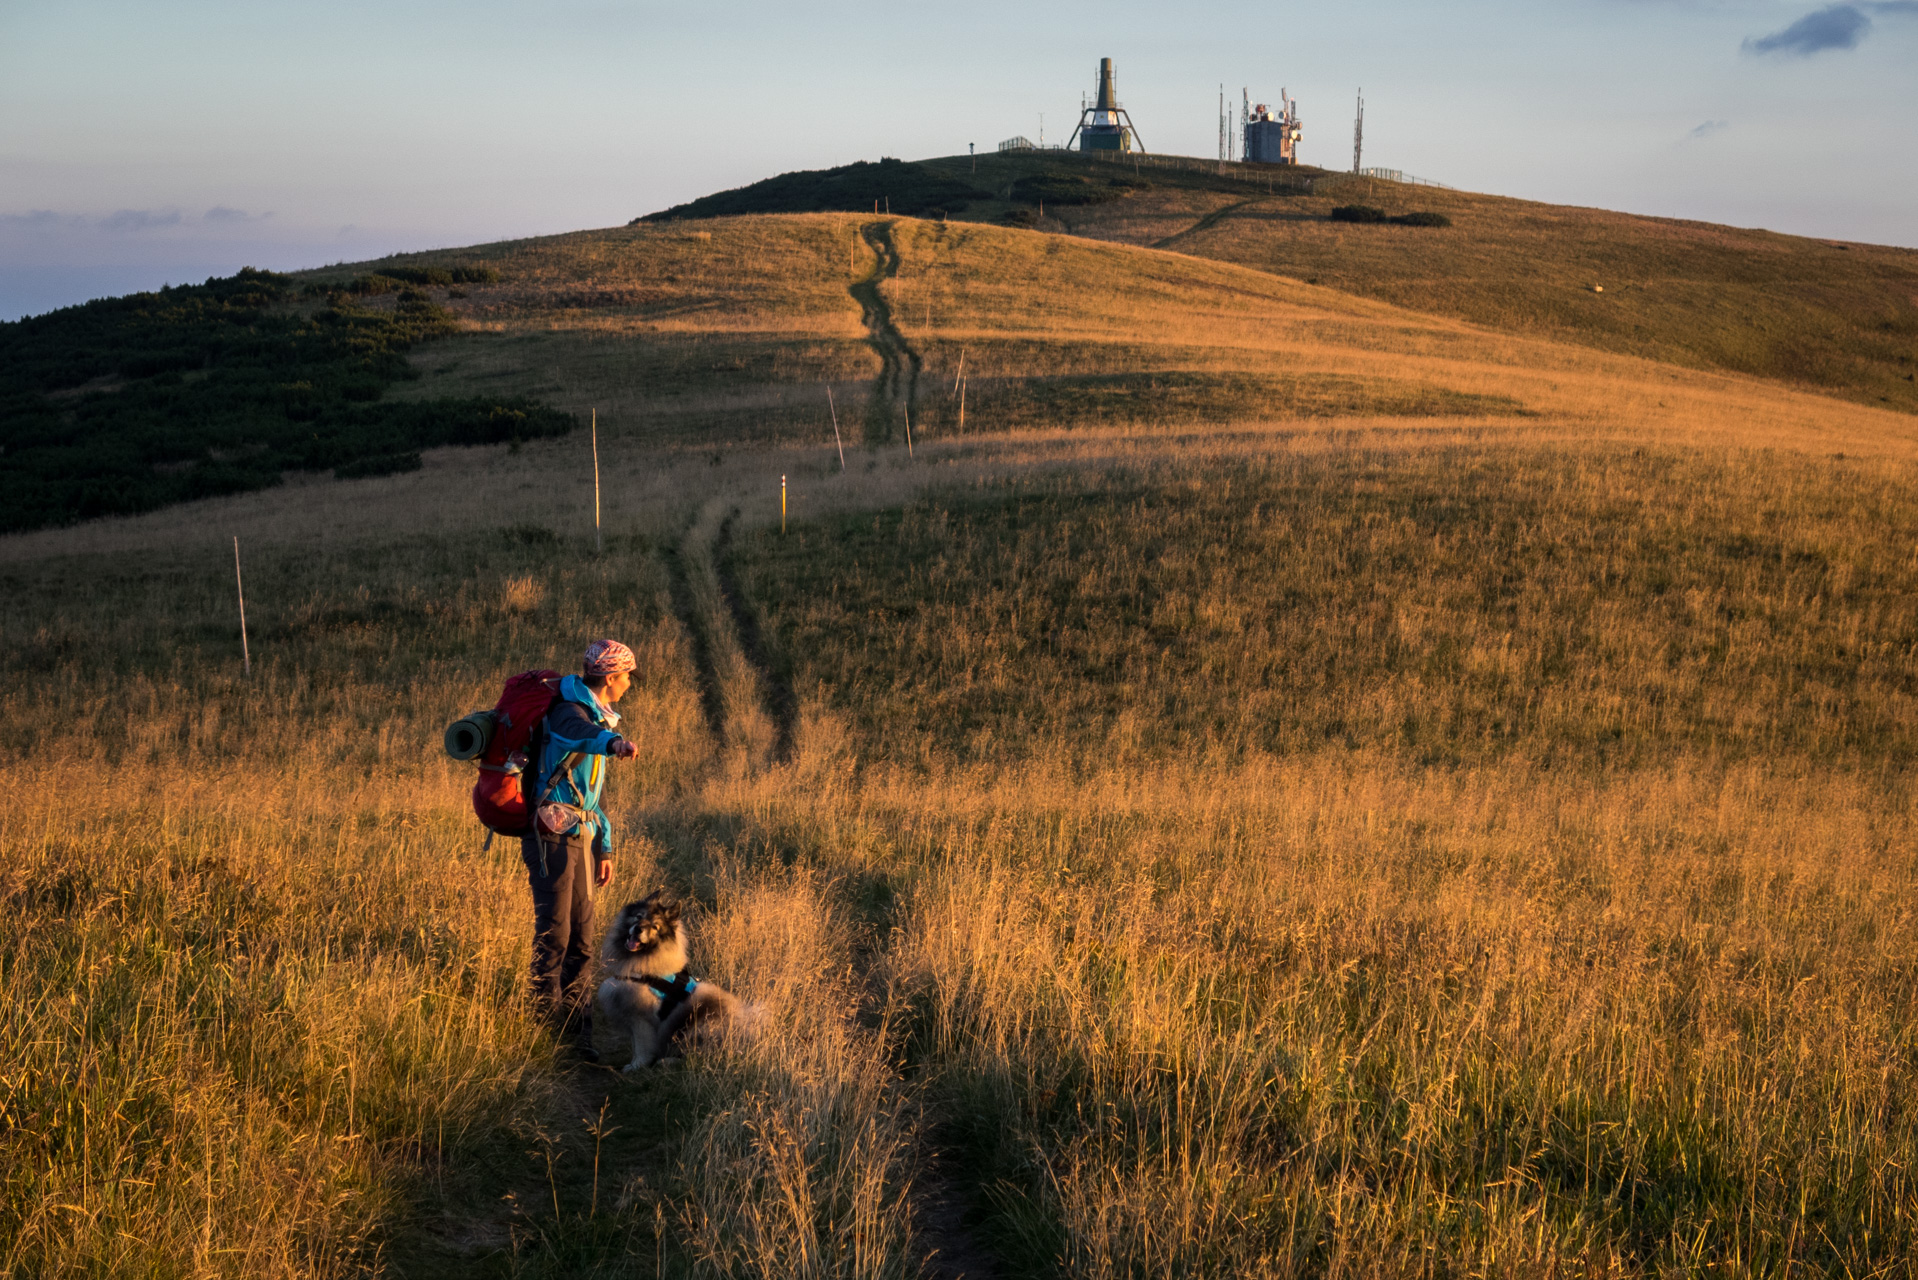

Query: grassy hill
left=7, top=194, right=1918, bottom=1277
left=304, top=209, right=1915, bottom=471
left=10, top=162, right=1911, bottom=534
left=646, top=151, right=1918, bottom=416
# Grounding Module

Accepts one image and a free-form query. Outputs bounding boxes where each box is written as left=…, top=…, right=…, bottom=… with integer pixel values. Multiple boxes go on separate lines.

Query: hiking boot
left=569, top=1011, right=601, bottom=1064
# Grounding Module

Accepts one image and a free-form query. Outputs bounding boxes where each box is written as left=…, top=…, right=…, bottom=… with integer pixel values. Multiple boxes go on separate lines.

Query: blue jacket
left=529, top=675, right=627, bottom=855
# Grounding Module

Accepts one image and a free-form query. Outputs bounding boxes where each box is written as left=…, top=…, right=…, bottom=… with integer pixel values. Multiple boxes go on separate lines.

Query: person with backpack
left=523, top=638, right=641, bottom=1059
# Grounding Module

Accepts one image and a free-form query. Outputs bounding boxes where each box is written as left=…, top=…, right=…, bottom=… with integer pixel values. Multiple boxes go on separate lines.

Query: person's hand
left=596, top=858, right=614, bottom=888
left=611, top=738, right=639, bottom=759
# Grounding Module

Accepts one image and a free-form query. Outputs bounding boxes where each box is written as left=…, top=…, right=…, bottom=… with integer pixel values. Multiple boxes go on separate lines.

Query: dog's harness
left=624, top=969, right=700, bottom=1024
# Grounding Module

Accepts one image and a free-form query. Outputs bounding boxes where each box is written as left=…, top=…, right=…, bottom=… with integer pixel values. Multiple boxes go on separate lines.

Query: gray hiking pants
left=521, top=830, right=601, bottom=1032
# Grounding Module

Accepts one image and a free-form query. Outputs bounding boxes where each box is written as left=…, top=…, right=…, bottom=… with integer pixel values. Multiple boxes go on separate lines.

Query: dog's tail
left=730, top=1002, right=768, bottom=1041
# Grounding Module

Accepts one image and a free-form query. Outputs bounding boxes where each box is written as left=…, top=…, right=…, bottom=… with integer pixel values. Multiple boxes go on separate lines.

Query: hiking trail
left=1153, top=196, right=1262, bottom=251
left=851, top=220, right=922, bottom=445
left=712, top=511, right=796, bottom=764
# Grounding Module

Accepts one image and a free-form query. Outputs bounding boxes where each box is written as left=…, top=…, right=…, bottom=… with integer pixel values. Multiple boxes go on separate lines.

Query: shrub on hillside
left=335, top=451, right=423, bottom=479
left=638, top=157, right=989, bottom=221
left=1331, top=205, right=1452, bottom=227
left=313, top=265, right=500, bottom=298
left=0, top=269, right=574, bottom=531
left=1011, top=174, right=1136, bottom=206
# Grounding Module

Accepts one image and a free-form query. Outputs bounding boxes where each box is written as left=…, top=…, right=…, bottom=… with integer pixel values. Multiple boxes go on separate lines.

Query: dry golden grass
left=7, top=208, right=1918, bottom=1278
left=300, top=212, right=1918, bottom=467
left=915, top=152, right=1918, bottom=416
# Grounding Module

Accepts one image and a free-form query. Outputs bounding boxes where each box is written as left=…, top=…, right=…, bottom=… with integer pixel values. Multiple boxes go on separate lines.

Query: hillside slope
left=642, top=152, right=1918, bottom=415
left=312, top=212, right=1913, bottom=468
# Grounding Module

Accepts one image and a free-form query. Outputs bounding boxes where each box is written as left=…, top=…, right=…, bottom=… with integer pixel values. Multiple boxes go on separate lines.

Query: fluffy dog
left=595, top=891, right=748, bottom=1071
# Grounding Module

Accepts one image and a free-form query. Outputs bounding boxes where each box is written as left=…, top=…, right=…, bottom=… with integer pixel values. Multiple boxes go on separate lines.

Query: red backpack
left=445, top=669, right=562, bottom=837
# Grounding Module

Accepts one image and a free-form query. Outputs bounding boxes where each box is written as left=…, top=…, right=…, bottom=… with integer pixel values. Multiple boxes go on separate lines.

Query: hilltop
left=9, top=156, right=1912, bottom=533
left=9, top=194, right=1911, bottom=532
left=644, top=151, right=1918, bottom=416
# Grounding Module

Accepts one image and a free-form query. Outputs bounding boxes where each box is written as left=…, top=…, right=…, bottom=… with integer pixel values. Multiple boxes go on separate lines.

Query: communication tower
left=1069, top=58, right=1143, bottom=153
left=1243, top=90, right=1302, bottom=164
left=1352, top=88, right=1365, bottom=174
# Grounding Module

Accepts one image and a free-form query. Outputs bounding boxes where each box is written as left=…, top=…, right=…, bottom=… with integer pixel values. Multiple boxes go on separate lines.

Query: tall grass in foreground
left=725, top=443, right=1918, bottom=1275
left=0, top=531, right=700, bottom=1275
left=1, top=514, right=926, bottom=1279
left=7, top=437, right=1918, bottom=1277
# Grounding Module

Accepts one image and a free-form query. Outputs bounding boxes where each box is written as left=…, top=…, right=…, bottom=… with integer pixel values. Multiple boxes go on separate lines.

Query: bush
left=1331, top=205, right=1452, bottom=228
left=640, top=157, right=988, bottom=221
left=311, top=265, right=500, bottom=298
left=334, top=451, right=423, bottom=479
left=0, top=269, right=574, bottom=531
left=999, top=208, right=1040, bottom=229
left=1011, top=174, right=1136, bottom=207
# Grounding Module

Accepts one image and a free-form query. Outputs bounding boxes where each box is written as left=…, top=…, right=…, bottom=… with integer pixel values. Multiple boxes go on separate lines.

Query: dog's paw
left=622, top=1056, right=651, bottom=1073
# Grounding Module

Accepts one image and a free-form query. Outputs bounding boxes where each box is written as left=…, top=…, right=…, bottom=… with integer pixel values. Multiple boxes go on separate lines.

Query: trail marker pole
left=959, top=377, right=967, bottom=433
left=904, top=404, right=913, bottom=458
left=952, top=349, right=965, bottom=398
left=781, top=474, right=787, bottom=534
left=826, top=386, right=846, bottom=472
left=591, top=408, right=602, bottom=554
left=233, top=536, right=250, bottom=676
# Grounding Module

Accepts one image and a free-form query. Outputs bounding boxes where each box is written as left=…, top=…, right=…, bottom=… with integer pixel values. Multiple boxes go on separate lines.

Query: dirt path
left=852, top=220, right=922, bottom=445
left=656, top=496, right=1004, bottom=1278
left=712, top=511, right=797, bottom=764
left=1152, top=195, right=1262, bottom=251
left=659, top=518, right=727, bottom=747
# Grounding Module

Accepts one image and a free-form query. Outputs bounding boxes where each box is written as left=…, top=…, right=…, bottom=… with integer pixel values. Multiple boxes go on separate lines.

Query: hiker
left=525, top=638, right=641, bottom=1060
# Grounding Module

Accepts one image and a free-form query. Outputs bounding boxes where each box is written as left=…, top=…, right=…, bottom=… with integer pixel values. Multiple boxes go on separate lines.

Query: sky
left=2, top=0, right=1914, bottom=321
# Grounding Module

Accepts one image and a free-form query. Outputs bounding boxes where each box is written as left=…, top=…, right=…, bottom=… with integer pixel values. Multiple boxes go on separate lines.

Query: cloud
left=203, top=206, right=272, bottom=223
left=98, top=208, right=183, bottom=232
left=0, top=210, right=85, bottom=229
left=1745, top=1, right=1916, bottom=55
left=1689, top=119, right=1731, bottom=138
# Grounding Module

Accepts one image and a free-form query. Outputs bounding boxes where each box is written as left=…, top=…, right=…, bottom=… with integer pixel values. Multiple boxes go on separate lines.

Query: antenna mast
left=1352, top=88, right=1364, bottom=174
left=1218, top=85, right=1226, bottom=170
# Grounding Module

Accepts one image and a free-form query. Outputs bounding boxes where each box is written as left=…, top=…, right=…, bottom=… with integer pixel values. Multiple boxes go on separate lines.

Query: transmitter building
left=1244, top=94, right=1302, bottom=164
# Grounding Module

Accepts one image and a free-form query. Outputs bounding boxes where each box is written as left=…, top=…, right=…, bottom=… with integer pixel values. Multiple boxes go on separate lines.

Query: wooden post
left=591, top=408, right=602, bottom=554
left=781, top=474, right=787, bottom=534
left=904, top=404, right=913, bottom=458
left=826, top=386, right=846, bottom=472
left=233, top=536, right=250, bottom=676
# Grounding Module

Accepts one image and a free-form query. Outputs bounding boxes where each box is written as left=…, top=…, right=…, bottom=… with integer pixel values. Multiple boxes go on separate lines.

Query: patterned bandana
left=583, top=638, right=637, bottom=675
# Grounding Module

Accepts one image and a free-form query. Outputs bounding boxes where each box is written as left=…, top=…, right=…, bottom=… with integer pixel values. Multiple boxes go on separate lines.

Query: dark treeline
left=639, top=157, right=989, bottom=221
left=0, top=268, right=571, bottom=533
